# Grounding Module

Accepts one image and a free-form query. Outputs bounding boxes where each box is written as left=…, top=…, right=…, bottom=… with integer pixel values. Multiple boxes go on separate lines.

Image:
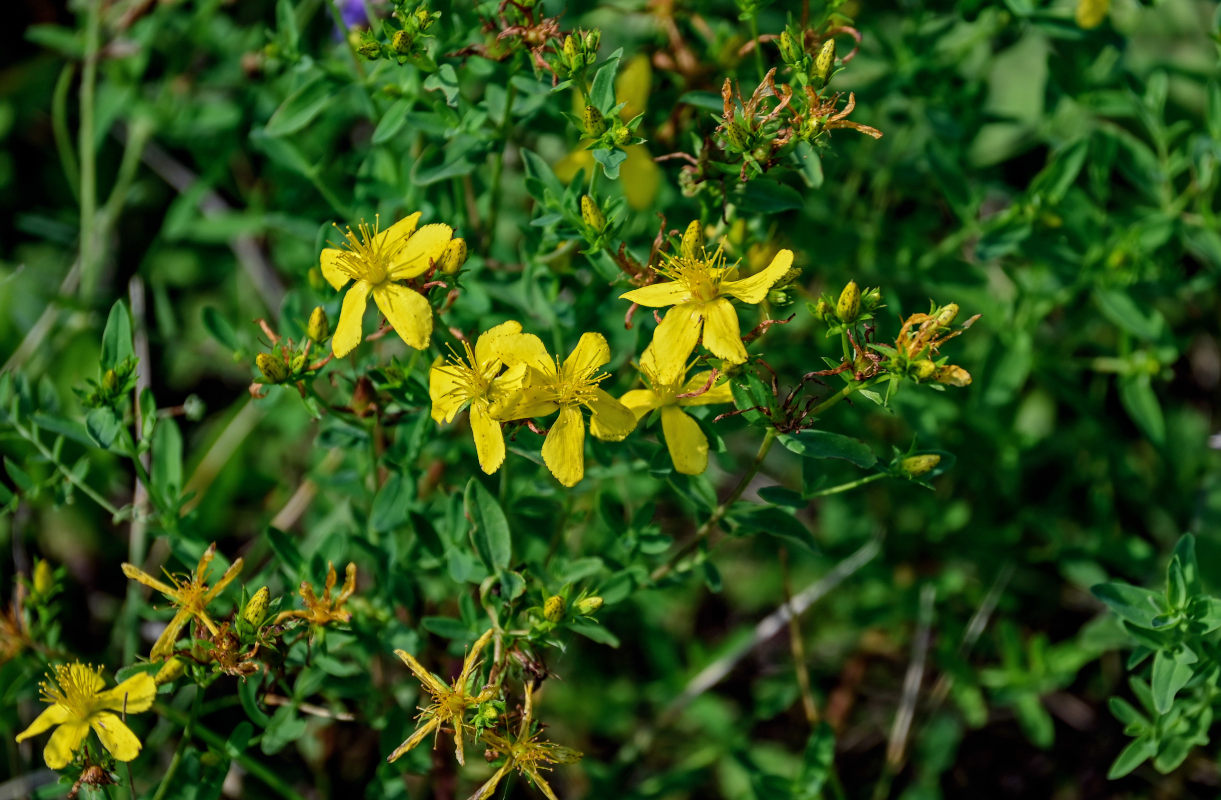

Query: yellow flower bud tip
left=900, top=454, right=941, bottom=477
left=935, top=365, right=972, bottom=387
left=243, top=586, right=270, bottom=626
left=307, top=306, right=330, bottom=344
left=155, top=657, right=186, bottom=685
left=543, top=595, right=566, bottom=623
left=32, top=559, right=53, bottom=596
left=836, top=280, right=861, bottom=324
left=680, top=220, right=704, bottom=260
left=439, top=237, right=468, bottom=274
left=562, top=35, right=578, bottom=64
left=815, top=38, right=837, bottom=85
left=913, top=359, right=937, bottom=381
left=575, top=596, right=603, bottom=615
left=256, top=352, right=289, bottom=384
left=581, top=195, right=606, bottom=232
left=101, top=368, right=119, bottom=393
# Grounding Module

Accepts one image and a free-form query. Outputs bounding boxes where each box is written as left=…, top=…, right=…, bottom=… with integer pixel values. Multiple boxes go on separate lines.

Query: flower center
left=657, top=244, right=733, bottom=303
left=332, top=217, right=407, bottom=287
left=554, top=356, right=606, bottom=407
left=438, top=342, right=492, bottom=404
left=42, top=664, right=102, bottom=718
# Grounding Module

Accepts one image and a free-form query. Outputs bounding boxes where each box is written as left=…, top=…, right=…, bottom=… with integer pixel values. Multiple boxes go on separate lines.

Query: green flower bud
left=562, top=35, right=579, bottom=67
left=933, top=303, right=959, bottom=328
left=256, top=353, right=288, bottom=384
left=681, top=220, right=704, bottom=260
left=414, top=7, right=434, bottom=30
left=101, top=369, right=119, bottom=394
left=438, top=237, right=468, bottom=274
left=725, top=117, right=751, bottom=152
left=611, top=125, right=631, bottom=146
left=861, top=286, right=883, bottom=311
left=581, top=195, right=606, bottom=232
left=356, top=35, right=383, bottom=60
left=815, top=38, right=836, bottom=86
left=778, top=30, right=803, bottom=65
left=912, top=359, right=937, bottom=381
left=583, top=29, right=600, bottom=55
left=307, top=306, right=329, bottom=344
left=900, top=454, right=941, bottom=477
left=32, top=559, right=53, bottom=597
left=582, top=105, right=606, bottom=138
left=575, top=596, right=603, bottom=615
left=391, top=30, right=413, bottom=55
left=243, top=586, right=270, bottom=627
left=813, top=298, right=832, bottom=321
left=836, top=280, right=861, bottom=324
left=544, top=595, right=566, bottom=623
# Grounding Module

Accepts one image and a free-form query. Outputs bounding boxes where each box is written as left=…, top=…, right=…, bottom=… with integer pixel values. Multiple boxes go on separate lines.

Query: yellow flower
left=320, top=212, right=454, bottom=357
left=469, top=683, right=581, bottom=800
left=429, top=322, right=540, bottom=474
left=274, top=562, right=357, bottom=626
left=16, top=664, right=156, bottom=770
left=620, top=345, right=733, bottom=475
left=121, top=543, right=243, bottom=660
left=387, top=628, right=495, bottom=767
left=499, top=333, right=637, bottom=487
left=620, top=243, right=794, bottom=373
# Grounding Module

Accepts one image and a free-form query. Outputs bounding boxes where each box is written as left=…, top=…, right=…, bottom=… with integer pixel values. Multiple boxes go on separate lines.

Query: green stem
left=10, top=418, right=119, bottom=516
left=484, top=75, right=518, bottom=249
left=749, top=11, right=766, bottom=83
left=151, top=688, right=201, bottom=800
left=52, top=64, right=80, bottom=200
left=651, top=427, right=778, bottom=583
left=79, top=0, right=101, bottom=298
left=805, top=471, right=886, bottom=498
left=155, top=703, right=307, bottom=800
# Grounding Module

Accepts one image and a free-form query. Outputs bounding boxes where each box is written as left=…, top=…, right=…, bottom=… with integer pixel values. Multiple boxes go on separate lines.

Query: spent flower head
left=275, top=562, right=358, bottom=626
left=469, top=683, right=582, bottom=800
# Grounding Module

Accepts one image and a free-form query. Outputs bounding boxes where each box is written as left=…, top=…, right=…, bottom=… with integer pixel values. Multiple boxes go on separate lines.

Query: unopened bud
left=912, top=359, right=937, bottom=381
left=582, top=105, right=606, bottom=138
left=544, top=595, right=566, bottom=623
left=813, top=298, right=832, bottom=321
left=815, top=38, right=836, bottom=86
left=681, top=220, right=704, bottom=260
left=836, top=280, right=861, bottom=324
left=356, top=36, right=382, bottom=59
left=725, top=117, right=751, bottom=152
left=778, top=30, right=802, bottom=65
left=352, top=376, right=375, bottom=416
left=256, top=353, right=288, bottom=384
left=307, top=307, right=329, bottom=344
left=575, top=596, right=603, bottom=615
left=562, top=35, right=579, bottom=66
left=243, top=586, right=270, bottom=627
left=611, top=125, right=631, bottom=146
left=102, top=369, right=119, bottom=393
left=900, top=454, right=941, bottom=477
left=861, top=286, right=882, bottom=311
left=414, top=7, right=433, bottom=30
left=582, top=29, right=600, bottom=54
left=581, top=195, right=606, bottom=232
left=438, top=238, right=468, bottom=274
left=391, top=30, right=413, bottom=54
left=933, top=303, right=959, bottom=328
left=155, top=657, right=186, bottom=686
left=32, top=560, right=53, bottom=597
left=935, top=365, right=972, bottom=387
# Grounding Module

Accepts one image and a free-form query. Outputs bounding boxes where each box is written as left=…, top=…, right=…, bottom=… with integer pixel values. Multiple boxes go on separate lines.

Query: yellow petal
left=91, top=712, right=142, bottom=762
left=497, top=331, right=551, bottom=371
left=373, top=283, right=433, bottom=350
left=621, top=144, right=659, bottom=211
left=700, top=298, right=747, bottom=364
left=522, top=765, right=563, bottom=800
left=649, top=304, right=703, bottom=377
left=204, top=557, right=244, bottom=604
left=332, top=280, right=371, bottom=358
left=720, top=248, right=794, bottom=304
left=542, top=406, right=586, bottom=487
left=589, top=389, right=637, bottom=441
left=388, top=223, right=453, bottom=280
left=489, top=363, right=528, bottom=406
left=386, top=717, right=440, bottom=763
left=661, top=405, right=709, bottom=475
left=470, top=402, right=506, bottom=474
left=430, top=357, right=467, bottom=423
left=473, top=321, right=524, bottom=366
left=150, top=609, right=192, bottom=661
left=497, top=385, right=559, bottom=421
left=320, top=249, right=351, bottom=291
left=563, top=332, right=610, bottom=377
left=620, top=279, right=689, bottom=308
left=468, top=762, right=514, bottom=800
left=97, top=673, right=157, bottom=714
left=120, top=563, right=175, bottom=597
left=393, top=649, right=449, bottom=696
left=375, top=211, right=421, bottom=249
left=16, top=704, right=71, bottom=742
left=677, top=371, right=734, bottom=407
left=43, top=720, right=88, bottom=770
left=620, top=389, right=662, bottom=421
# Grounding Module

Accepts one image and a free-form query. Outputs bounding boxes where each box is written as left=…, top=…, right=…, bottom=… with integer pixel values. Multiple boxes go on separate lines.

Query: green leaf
left=264, top=77, right=337, bottom=138
left=778, top=430, right=877, bottom=469
left=266, top=526, right=306, bottom=575
left=521, top=148, right=565, bottom=202
left=730, top=179, right=805, bottom=213
left=732, top=505, right=818, bottom=553
left=1094, top=289, right=1164, bottom=342
left=370, top=473, right=412, bottom=533
left=101, top=300, right=134, bottom=370
left=464, top=479, right=511, bottom=572
left=589, top=55, right=621, bottom=114
left=3, top=458, right=33, bottom=493
left=1013, top=692, right=1054, bottom=748
left=792, top=723, right=835, bottom=800
left=592, top=147, right=627, bottom=180
left=1091, top=582, right=1165, bottom=628
left=423, top=64, right=460, bottom=108
left=678, top=91, right=723, bottom=112
left=151, top=416, right=183, bottom=501
left=1107, top=735, right=1156, bottom=779
left=569, top=618, right=620, bottom=647
left=794, top=141, right=823, bottom=189
left=1171, top=534, right=1201, bottom=596
left=85, top=406, right=121, bottom=450
left=1029, top=138, right=1088, bottom=205
left=1118, top=374, right=1165, bottom=445
left=261, top=705, right=307, bottom=755
left=1150, top=647, right=1196, bottom=714
left=371, top=98, right=411, bottom=145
